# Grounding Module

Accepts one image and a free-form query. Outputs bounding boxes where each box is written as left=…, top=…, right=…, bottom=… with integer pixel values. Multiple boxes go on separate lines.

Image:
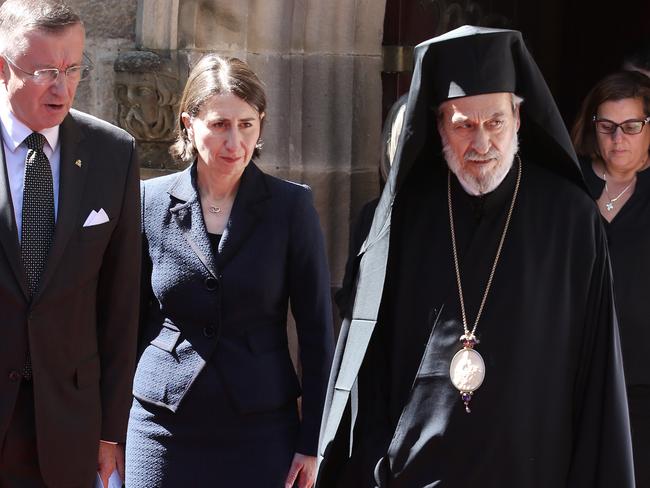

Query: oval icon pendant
left=449, top=347, right=486, bottom=413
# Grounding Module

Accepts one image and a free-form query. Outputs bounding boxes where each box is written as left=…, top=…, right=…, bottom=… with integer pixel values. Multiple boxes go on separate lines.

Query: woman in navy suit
left=126, top=55, right=334, bottom=487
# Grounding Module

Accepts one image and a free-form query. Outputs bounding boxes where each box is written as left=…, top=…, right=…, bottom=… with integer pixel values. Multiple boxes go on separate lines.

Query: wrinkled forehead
left=438, top=92, right=516, bottom=121
left=13, top=22, right=85, bottom=56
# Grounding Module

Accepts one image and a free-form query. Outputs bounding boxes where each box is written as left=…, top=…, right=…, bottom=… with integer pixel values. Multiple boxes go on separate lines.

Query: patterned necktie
left=20, top=132, right=55, bottom=380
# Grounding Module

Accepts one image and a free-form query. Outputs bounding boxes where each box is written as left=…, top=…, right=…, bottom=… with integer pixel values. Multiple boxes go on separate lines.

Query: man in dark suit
left=0, top=1, right=140, bottom=486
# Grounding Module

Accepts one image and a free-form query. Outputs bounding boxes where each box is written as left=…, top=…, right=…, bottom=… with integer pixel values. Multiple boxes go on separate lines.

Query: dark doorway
left=382, top=0, right=650, bottom=127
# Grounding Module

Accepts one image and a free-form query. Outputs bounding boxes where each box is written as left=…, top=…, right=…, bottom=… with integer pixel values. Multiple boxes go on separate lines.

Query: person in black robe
left=317, top=26, right=634, bottom=487
left=572, top=70, right=650, bottom=487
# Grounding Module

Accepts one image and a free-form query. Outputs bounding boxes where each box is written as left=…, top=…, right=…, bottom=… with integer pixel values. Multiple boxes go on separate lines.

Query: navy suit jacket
left=134, top=161, right=334, bottom=454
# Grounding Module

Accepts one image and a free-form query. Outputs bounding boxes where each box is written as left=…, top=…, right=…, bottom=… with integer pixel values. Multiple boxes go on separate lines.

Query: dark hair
left=0, top=0, right=82, bottom=57
left=571, top=71, right=650, bottom=159
left=170, top=55, right=267, bottom=163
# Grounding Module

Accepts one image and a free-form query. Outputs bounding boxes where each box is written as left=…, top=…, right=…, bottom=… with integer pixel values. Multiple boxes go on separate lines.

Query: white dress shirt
left=0, top=106, right=61, bottom=242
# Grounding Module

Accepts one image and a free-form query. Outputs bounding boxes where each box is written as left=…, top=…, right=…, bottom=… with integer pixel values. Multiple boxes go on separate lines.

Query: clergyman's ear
left=0, top=57, right=9, bottom=84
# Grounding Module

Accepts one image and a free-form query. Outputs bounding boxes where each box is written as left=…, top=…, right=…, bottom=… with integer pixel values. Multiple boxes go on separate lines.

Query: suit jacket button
left=203, top=326, right=216, bottom=338
left=205, top=277, right=218, bottom=291
left=8, top=370, right=21, bottom=382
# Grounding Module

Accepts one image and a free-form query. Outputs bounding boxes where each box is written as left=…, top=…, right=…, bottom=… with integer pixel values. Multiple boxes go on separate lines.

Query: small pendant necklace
left=447, top=155, right=522, bottom=413
left=201, top=193, right=229, bottom=214
left=603, top=172, right=634, bottom=212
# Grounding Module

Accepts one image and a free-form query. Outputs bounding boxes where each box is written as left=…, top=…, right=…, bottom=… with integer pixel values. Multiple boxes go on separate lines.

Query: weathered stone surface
left=303, top=0, right=385, bottom=55
left=136, top=0, right=180, bottom=50
left=138, top=141, right=186, bottom=171
left=246, top=0, right=295, bottom=53
left=114, top=50, right=163, bottom=73
left=173, top=0, right=385, bottom=55
left=73, top=38, right=132, bottom=125
left=178, top=0, right=248, bottom=50
left=68, top=0, right=137, bottom=40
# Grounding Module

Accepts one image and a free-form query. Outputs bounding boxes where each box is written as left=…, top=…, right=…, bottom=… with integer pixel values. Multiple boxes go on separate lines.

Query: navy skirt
left=125, top=359, right=299, bottom=487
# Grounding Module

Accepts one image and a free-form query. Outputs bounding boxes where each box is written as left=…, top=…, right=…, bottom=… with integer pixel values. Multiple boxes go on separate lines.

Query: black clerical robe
left=320, top=157, right=634, bottom=487
left=581, top=156, right=650, bottom=487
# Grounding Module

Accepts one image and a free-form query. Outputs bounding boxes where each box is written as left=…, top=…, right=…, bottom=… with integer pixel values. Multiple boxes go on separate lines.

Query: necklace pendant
left=605, top=201, right=614, bottom=212
left=450, top=340, right=485, bottom=414
left=208, top=205, right=221, bottom=214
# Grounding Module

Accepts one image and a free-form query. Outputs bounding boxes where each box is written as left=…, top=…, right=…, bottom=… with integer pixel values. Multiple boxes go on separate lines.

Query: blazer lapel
left=0, top=137, right=29, bottom=298
left=168, top=164, right=218, bottom=279
left=217, top=162, right=270, bottom=269
left=36, top=113, right=89, bottom=301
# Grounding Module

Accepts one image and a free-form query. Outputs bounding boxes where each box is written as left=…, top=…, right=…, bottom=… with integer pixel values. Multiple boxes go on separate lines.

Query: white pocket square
left=83, top=208, right=110, bottom=227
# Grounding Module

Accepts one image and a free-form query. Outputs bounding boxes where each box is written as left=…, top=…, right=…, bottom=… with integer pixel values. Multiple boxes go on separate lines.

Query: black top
left=580, top=156, right=650, bottom=386
left=207, top=232, right=222, bottom=257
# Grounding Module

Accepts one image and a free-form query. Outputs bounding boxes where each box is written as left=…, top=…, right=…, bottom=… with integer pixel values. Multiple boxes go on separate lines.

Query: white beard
left=442, top=131, right=519, bottom=196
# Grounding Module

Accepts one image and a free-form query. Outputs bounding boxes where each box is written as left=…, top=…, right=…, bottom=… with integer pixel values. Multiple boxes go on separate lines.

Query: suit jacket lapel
left=37, top=113, right=88, bottom=301
left=168, top=164, right=218, bottom=279
left=217, top=162, right=270, bottom=269
left=0, top=136, right=28, bottom=298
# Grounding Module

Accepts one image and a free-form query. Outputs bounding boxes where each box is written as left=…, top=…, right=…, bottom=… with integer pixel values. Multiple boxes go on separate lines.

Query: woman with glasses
left=572, top=70, right=650, bottom=487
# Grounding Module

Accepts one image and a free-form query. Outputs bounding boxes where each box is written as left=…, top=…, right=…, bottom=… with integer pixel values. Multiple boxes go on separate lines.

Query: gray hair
left=511, top=93, right=524, bottom=111
left=0, top=0, right=82, bottom=58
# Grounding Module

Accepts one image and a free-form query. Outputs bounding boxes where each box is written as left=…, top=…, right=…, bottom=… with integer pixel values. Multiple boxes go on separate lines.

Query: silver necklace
left=603, top=172, right=634, bottom=212
left=447, top=155, right=522, bottom=413
left=201, top=193, right=228, bottom=214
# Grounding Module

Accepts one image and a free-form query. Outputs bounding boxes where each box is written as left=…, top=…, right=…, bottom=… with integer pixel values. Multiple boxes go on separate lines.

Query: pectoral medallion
left=449, top=337, right=485, bottom=413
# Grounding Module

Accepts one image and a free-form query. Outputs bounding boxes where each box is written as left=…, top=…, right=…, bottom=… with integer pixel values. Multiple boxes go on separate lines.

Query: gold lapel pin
left=74, top=159, right=82, bottom=168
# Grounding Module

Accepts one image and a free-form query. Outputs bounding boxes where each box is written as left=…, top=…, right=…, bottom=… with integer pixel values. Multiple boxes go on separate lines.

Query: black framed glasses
left=592, top=115, right=650, bottom=135
left=3, top=54, right=93, bottom=85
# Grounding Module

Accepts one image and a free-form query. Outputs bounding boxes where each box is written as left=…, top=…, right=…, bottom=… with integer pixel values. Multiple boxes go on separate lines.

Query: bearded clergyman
left=316, top=26, right=635, bottom=487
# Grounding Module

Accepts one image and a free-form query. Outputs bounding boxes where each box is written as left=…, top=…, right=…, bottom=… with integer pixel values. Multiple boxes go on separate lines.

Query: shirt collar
left=0, top=103, right=60, bottom=153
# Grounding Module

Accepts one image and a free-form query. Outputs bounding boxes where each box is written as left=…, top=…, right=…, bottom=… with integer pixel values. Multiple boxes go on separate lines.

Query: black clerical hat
left=422, top=26, right=518, bottom=104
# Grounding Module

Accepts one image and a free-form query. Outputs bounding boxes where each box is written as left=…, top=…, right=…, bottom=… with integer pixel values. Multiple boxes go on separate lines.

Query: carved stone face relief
left=114, top=51, right=180, bottom=142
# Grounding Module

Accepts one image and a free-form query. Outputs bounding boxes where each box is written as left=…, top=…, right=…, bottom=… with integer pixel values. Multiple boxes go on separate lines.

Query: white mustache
left=464, top=148, right=501, bottom=161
